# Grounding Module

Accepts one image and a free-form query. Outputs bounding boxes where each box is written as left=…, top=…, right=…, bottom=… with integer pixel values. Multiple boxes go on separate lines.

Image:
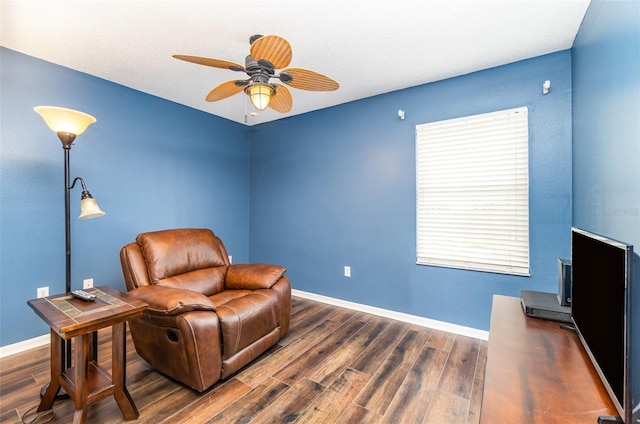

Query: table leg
left=38, top=329, right=62, bottom=412
left=72, top=333, right=91, bottom=424
left=72, top=334, right=92, bottom=424
left=112, top=322, right=139, bottom=420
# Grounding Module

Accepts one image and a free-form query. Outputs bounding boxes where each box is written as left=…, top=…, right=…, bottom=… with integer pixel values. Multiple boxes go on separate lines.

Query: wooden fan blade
left=206, top=80, right=245, bottom=102
left=269, top=84, right=293, bottom=113
left=282, top=68, right=339, bottom=91
left=173, top=55, right=244, bottom=71
left=250, top=35, right=292, bottom=69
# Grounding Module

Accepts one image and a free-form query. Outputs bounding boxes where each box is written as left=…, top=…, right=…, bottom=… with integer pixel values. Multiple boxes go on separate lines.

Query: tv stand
left=480, top=295, right=617, bottom=423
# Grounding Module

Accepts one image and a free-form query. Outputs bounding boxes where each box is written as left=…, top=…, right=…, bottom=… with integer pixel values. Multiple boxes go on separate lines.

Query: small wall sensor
left=543, top=80, right=551, bottom=95
left=398, top=109, right=405, bottom=120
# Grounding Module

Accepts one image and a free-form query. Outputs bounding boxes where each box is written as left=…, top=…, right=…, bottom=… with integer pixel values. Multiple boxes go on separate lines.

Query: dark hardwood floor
left=0, top=296, right=487, bottom=423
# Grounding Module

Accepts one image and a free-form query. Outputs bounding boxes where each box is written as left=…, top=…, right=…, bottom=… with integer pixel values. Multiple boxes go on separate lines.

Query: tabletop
left=27, top=285, right=147, bottom=339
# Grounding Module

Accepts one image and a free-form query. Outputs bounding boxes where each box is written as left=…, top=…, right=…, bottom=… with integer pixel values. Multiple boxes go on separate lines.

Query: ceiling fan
left=173, top=34, right=339, bottom=113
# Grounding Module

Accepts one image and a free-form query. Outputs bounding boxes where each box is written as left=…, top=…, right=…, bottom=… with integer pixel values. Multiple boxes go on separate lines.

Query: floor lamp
left=34, top=106, right=106, bottom=394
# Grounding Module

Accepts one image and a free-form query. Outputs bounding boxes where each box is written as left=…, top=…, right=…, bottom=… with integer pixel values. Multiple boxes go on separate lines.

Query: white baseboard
left=292, top=289, right=489, bottom=341
left=0, top=334, right=49, bottom=359
left=1, top=291, right=488, bottom=358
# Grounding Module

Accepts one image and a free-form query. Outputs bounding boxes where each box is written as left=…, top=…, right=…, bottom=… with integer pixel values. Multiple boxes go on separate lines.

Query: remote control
left=71, top=289, right=96, bottom=302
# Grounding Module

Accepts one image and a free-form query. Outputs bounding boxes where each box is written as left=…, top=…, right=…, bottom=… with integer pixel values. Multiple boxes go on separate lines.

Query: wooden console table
left=480, top=295, right=617, bottom=423
left=28, top=286, right=147, bottom=424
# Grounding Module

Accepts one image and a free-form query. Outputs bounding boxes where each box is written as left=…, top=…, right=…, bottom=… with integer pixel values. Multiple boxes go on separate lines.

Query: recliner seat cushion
left=153, top=267, right=227, bottom=294
left=208, top=290, right=253, bottom=308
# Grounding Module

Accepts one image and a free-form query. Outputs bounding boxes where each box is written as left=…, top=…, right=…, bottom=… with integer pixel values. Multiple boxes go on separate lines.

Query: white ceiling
left=1, top=0, right=590, bottom=126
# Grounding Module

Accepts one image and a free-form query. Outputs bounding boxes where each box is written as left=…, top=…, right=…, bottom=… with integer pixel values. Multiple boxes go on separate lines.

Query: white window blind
left=416, top=106, right=530, bottom=276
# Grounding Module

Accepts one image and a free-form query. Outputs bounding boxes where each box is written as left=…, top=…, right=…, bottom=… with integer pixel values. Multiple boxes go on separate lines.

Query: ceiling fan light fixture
left=246, top=83, right=274, bottom=111
left=174, top=34, right=337, bottom=115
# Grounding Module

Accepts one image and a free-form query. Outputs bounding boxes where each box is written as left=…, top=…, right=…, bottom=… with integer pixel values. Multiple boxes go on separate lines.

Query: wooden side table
left=28, top=285, right=147, bottom=424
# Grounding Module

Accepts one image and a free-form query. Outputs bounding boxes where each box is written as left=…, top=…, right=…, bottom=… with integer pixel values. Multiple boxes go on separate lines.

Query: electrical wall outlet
left=344, top=266, right=351, bottom=277
left=83, top=278, right=94, bottom=289
left=37, top=286, right=49, bottom=298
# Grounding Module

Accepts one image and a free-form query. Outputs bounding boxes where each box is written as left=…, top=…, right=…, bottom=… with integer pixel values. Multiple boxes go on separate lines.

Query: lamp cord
left=20, top=405, right=55, bottom=424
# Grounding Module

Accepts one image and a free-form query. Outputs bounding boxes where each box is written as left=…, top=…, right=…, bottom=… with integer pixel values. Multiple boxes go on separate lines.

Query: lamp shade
left=79, top=196, right=106, bottom=220
left=34, top=106, right=97, bottom=136
left=246, top=84, right=274, bottom=111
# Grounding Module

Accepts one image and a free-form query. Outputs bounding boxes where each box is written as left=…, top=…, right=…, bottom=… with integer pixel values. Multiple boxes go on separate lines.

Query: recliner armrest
left=128, top=285, right=216, bottom=315
left=225, top=264, right=286, bottom=290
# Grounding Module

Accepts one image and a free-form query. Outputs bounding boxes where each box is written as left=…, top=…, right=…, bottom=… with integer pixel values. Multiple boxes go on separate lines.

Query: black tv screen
left=571, top=227, right=634, bottom=422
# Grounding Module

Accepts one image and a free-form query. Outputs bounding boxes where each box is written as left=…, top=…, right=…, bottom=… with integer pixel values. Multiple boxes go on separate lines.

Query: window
left=416, top=106, right=529, bottom=275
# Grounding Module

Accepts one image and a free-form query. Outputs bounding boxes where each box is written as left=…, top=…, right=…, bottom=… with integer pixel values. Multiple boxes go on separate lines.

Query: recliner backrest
left=135, top=228, right=230, bottom=296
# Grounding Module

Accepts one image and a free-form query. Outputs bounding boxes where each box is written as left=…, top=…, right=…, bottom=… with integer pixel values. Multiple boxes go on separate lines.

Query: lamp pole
left=61, top=133, right=75, bottom=296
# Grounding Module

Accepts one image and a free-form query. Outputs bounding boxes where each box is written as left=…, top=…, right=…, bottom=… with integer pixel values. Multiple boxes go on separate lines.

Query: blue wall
left=0, top=47, right=250, bottom=346
left=249, top=51, right=573, bottom=331
left=572, top=0, right=640, bottom=417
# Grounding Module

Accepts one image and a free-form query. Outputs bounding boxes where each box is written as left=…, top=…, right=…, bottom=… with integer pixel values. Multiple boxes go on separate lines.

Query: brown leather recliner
left=119, top=228, right=291, bottom=392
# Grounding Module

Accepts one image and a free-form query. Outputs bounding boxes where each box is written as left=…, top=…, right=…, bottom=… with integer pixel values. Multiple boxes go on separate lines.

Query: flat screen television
left=571, top=227, right=636, bottom=423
